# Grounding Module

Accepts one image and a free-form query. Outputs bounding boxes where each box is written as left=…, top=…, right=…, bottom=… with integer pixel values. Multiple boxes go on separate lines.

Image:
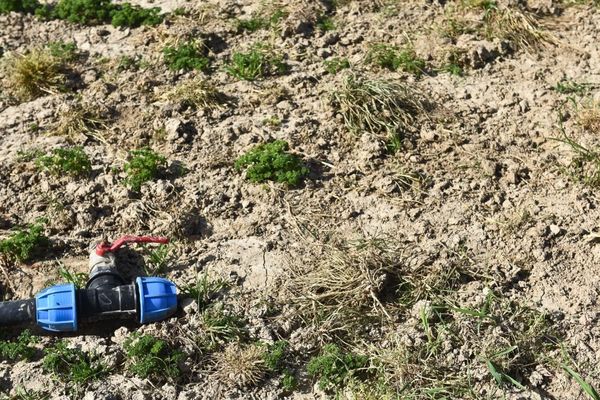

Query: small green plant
left=144, top=244, right=170, bottom=275
left=0, top=0, right=40, bottom=14
left=110, top=3, right=162, bottom=27
left=264, top=340, right=288, bottom=371
left=44, top=0, right=163, bottom=27
left=554, top=80, right=589, bottom=95
left=47, top=41, right=78, bottom=61
left=366, top=43, right=426, bottom=76
left=58, top=266, right=88, bottom=288
left=52, top=0, right=113, bottom=24
left=324, top=57, right=350, bottom=74
left=123, top=334, right=183, bottom=381
left=235, top=140, right=309, bottom=187
left=180, top=272, right=228, bottom=310
left=2, top=48, right=66, bottom=101
left=282, top=370, right=297, bottom=391
left=35, top=147, right=92, bottom=177
left=163, top=41, right=209, bottom=72
left=123, top=148, right=167, bottom=191
left=316, top=14, right=335, bottom=31
left=43, top=340, right=107, bottom=384
left=307, top=344, right=369, bottom=390
left=198, top=305, right=247, bottom=350
left=0, top=330, right=39, bottom=361
left=562, top=364, right=600, bottom=400
left=236, top=7, right=288, bottom=32
left=0, top=221, right=49, bottom=263
left=225, top=44, right=287, bottom=81
left=555, top=135, right=600, bottom=187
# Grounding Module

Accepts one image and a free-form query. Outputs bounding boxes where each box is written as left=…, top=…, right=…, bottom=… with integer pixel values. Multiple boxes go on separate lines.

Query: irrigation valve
left=0, top=235, right=177, bottom=333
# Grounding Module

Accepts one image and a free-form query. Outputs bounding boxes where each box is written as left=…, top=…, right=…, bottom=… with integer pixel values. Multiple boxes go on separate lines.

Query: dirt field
left=2, top=0, right=600, bottom=398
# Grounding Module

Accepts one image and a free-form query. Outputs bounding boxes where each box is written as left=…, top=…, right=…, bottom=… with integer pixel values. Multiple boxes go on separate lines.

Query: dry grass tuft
left=287, top=237, right=403, bottom=337
left=2, top=49, right=65, bottom=102
left=50, top=101, right=108, bottom=142
left=332, top=74, right=427, bottom=138
left=216, top=342, right=267, bottom=388
left=485, top=7, right=556, bottom=51
left=577, top=100, right=600, bottom=133
left=161, top=77, right=224, bottom=110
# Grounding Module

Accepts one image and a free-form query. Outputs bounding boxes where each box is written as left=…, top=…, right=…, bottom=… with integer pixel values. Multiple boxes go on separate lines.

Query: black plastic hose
left=0, top=298, right=36, bottom=326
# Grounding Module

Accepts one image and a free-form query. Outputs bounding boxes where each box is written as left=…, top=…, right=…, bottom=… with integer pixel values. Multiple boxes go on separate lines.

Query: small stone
left=549, top=224, right=562, bottom=236
left=180, top=297, right=198, bottom=315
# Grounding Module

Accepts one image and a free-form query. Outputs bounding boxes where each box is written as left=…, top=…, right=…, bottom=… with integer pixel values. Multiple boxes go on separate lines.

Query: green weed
left=236, top=7, right=287, bottom=32
left=562, top=364, right=600, bottom=400
left=554, top=135, right=600, bottom=187
left=47, top=41, right=78, bottom=61
left=225, top=44, right=287, bottom=81
left=0, top=0, right=39, bottom=13
left=110, top=3, right=162, bottom=27
left=0, top=330, right=39, bottom=361
left=554, top=80, right=589, bottom=95
left=123, top=148, right=167, bottom=191
left=123, top=334, right=183, bottom=381
left=58, top=266, right=87, bottom=288
left=43, top=340, right=107, bottom=385
left=307, top=344, right=370, bottom=390
left=143, top=244, right=170, bottom=275
left=0, top=220, right=50, bottom=263
left=163, top=41, right=209, bottom=72
left=264, top=340, right=288, bottom=371
left=235, top=140, right=309, bottom=187
left=282, top=370, right=297, bottom=391
left=179, top=272, right=229, bottom=310
left=316, top=15, right=335, bottom=31
left=324, top=57, right=350, bottom=74
left=35, top=147, right=92, bottom=177
left=197, top=305, right=247, bottom=350
left=366, top=43, right=426, bottom=76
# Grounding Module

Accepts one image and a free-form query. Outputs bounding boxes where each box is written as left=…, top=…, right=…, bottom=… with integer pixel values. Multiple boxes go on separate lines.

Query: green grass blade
left=562, top=364, right=600, bottom=400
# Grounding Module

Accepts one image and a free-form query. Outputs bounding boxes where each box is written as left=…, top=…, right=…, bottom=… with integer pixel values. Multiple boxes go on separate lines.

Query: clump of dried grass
left=287, top=237, right=403, bottom=336
left=50, top=100, right=108, bottom=141
left=216, top=342, right=267, bottom=388
left=577, top=100, right=600, bottom=133
left=161, top=77, right=223, bottom=110
left=2, top=49, right=65, bottom=101
left=485, top=7, right=556, bottom=51
left=332, top=74, right=427, bottom=138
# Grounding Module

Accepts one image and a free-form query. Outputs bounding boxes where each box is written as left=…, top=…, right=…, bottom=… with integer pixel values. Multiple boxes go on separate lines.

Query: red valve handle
left=95, top=235, right=169, bottom=256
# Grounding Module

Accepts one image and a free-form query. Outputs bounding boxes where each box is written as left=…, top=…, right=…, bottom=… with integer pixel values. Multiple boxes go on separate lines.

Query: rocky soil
left=2, top=0, right=600, bottom=399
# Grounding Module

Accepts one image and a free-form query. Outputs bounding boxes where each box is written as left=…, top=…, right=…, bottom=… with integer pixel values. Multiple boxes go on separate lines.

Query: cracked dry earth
left=2, top=0, right=600, bottom=399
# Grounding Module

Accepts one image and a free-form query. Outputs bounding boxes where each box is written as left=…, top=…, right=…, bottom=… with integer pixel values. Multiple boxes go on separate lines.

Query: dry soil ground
left=2, top=0, right=600, bottom=399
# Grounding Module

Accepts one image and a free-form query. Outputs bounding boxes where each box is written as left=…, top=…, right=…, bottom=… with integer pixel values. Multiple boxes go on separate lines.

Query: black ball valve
left=0, top=235, right=177, bottom=332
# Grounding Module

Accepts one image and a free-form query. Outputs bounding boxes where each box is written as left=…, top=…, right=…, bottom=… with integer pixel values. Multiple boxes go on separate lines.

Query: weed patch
left=307, top=344, right=370, bottom=390
left=43, top=340, right=107, bottom=385
left=58, top=266, right=88, bottom=288
left=484, top=7, right=555, bottom=50
left=47, top=41, right=78, bottom=61
left=180, top=272, right=229, bottom=310
left=0, top=220, right=50, bottom=263
left=235, top=6, right=288, bottom=32
left=0, top=0, right=39, bottom=13
left=235, top=140, right=308, bottom=187
left=123, top=148, right=167, bottom=191
left=197, top=305, right=247, bottom=350
left=0, top=330, right=39, bottom=361
left=324, top=57, right=350, bottom=74
left=2, top=48, right=66, bottom=101
left=225, top=44, right=288, bottom=81
left=35, top=147, right=92, bottom=177
left=50, top=101, right=107, bottom=140
left=163, top=41, right=209, bottom=72
left=577, top=100, right=600, bottom=132
left=123, top=334, right=183, bottom=381
left=366, top=43, right=426, bottom=76
left=555, top=135, right=600, bottom=187
left=332, top=74, right=427, bottom=138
